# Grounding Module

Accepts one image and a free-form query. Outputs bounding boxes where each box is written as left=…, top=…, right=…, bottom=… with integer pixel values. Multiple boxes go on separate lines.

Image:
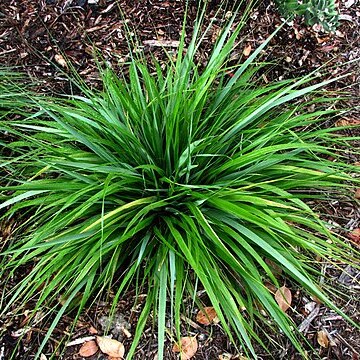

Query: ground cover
left=0, top=1, right=359, bottom=359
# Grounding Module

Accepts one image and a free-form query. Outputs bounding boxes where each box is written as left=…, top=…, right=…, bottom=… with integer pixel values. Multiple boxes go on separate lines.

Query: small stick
left=180, top=315, right=210, bottom=334
left=66, top=336, right=96, bottom=347
left=298, top=304, right=320, bottom=333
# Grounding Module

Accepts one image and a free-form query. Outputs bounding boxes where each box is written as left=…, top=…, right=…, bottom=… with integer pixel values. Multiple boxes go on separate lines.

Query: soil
left=0, top=0, right=359, bottom=359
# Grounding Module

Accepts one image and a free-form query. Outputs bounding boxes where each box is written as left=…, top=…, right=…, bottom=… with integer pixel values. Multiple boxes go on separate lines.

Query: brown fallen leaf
left=79, top=340, right=99, bottom=357
left=349, top=228, right=360, bottom=246
left=355, top=189, right=360, bottom=199
left=196, top=307, right=220, bottom=325
left=335, top=118, right=360, bottom=127
left=275, top=286, right=292, bottom=312
left=96, top=336, right=125, bottom=358
left=265, top=258, right=283, bottom=277
left=243, top=44, right=252, bottom=57
left=172, top=336, right=198, bottom=360
left=317, top=330, right=329, bottom=348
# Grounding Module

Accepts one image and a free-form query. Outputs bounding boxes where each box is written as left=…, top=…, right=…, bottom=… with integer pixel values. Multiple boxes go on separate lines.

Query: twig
left=66, top=336, right=96, bottom=347
left=298, top=304, right=320, bottom=333
left=180, top=315, right=210, bottom=334
left=334, top=333, right=359, bottom=355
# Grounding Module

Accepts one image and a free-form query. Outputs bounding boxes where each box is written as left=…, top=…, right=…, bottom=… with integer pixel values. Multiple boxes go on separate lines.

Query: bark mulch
left=0, top=1, right=359, bottom=359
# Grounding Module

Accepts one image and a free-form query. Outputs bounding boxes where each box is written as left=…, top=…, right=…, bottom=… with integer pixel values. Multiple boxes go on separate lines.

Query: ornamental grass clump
left=0, top=10, right=359, bottom=360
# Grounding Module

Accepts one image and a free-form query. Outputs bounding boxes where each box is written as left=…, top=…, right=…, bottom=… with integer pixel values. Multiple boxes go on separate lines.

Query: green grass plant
left=0, top=9, right=359, bottom=360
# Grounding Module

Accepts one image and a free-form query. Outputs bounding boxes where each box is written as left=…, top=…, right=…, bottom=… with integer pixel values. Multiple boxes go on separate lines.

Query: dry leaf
left=335, top=118, right=360, bottom=127
left=317, top=330, right=329, bottom=348
left=355, top=189, right=360, bottom=199
left=196, top=307, right=219, bottom=325
left=79, top=340, right=99, bottom=357
left=96, top=336, right=125, bottom=358
left=349, top=228, right=360, bottom=246
left=265, top=258, right=283, bottom=277
left=54, top=54, right=67, bottom=68
left=172, top=336, right=198, bottom=360
left=243, top=44, right=252, bottom=57
left=275, top=286, right=292, bottom=312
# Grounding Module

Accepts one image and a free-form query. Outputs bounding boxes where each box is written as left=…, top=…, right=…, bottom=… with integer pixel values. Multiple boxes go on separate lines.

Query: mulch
left=0, top=0, right=359, bottom=359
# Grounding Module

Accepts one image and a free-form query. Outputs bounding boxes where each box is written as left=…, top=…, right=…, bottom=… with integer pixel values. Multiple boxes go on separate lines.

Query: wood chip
left=122, top=327, right=132, bottom=338
left=219, top=353, right=232, bottom=360
left=317, top=330, right=329, bottom=348
left=243, top=44, right=252, bottom=57
left=143, top=39, right=180, bottom=47
left=54, top=54, right=67, bottom=68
